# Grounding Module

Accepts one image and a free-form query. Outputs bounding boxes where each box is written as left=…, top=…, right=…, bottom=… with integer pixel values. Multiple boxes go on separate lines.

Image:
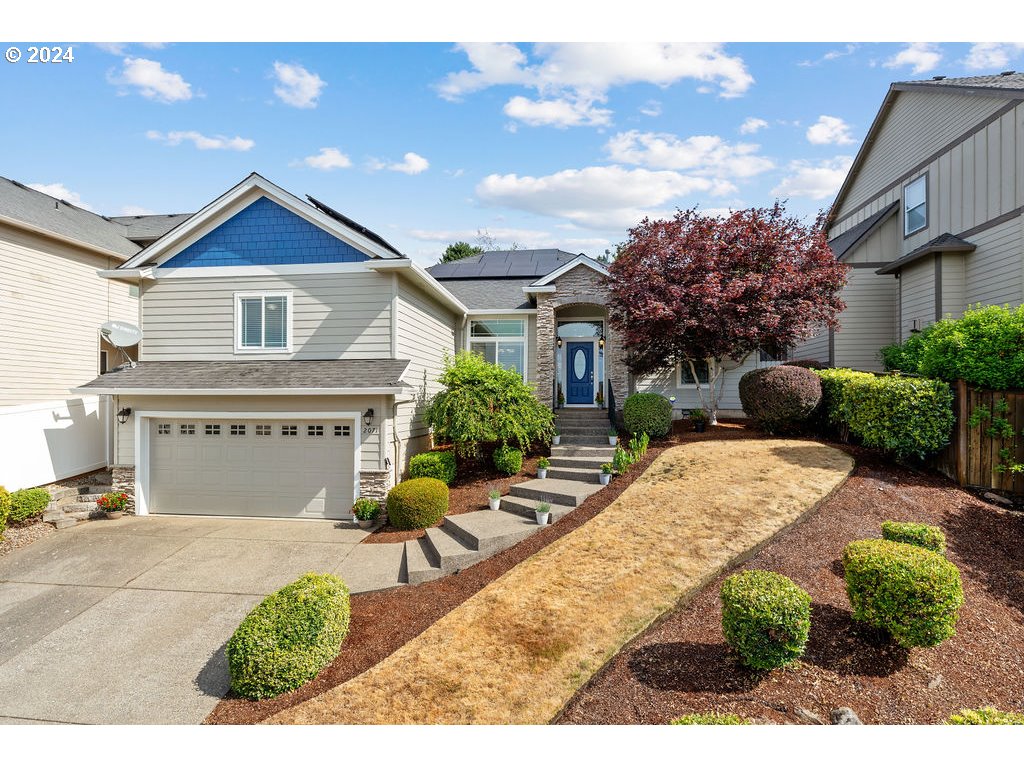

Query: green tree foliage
left=425, top=351, right=554, bottom=457
left=440, top=241, right=484, bottom=263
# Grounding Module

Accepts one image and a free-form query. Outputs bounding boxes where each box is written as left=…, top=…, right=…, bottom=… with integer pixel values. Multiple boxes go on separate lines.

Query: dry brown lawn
left=270, top=439, right=853, bottom=725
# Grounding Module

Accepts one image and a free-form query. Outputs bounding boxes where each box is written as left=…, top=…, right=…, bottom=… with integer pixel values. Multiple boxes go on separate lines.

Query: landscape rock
left=984, top=492, right=1013, bottom=506
left=794, top=706, right=825, bottom=724
left=831, top=707, right=863, bottom=724
left=928, top=674, right=944, bottom=690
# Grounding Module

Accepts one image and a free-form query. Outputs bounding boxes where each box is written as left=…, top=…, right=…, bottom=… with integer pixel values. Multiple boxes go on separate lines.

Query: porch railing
left=606, top=379, right=616, bottom=427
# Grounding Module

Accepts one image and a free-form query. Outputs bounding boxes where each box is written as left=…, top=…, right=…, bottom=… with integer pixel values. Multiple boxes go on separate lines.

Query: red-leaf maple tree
left=607, top=204, right=848, bottom=424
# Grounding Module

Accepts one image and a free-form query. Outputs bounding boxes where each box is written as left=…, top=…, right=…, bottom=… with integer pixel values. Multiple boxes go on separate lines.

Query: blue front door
left=566, top=342, right=594, bottom=404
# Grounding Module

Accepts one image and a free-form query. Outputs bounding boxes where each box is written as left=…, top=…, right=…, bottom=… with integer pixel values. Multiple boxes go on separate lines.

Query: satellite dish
left=100, top=320, right=143, bottom=348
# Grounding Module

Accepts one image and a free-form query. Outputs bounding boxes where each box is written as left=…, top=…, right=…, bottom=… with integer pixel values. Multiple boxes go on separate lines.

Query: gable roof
left=306, top=195, right=403, bottom=257
left=438, top=278, right=535, bottom=310
left=0, top=176, right=141, bottom=258
left=876, top=233, right=976, bottom=275
left=828, top=71, right=1024, bottom=228
left=118, top=172, right=405, bottom=270
left=108, top=213, right=193, bottom=244
left=828, top=202, right=899, bottom=261
left=427, top=249, right=583, bottom=280
left=528, top=253, right=609, bottom=287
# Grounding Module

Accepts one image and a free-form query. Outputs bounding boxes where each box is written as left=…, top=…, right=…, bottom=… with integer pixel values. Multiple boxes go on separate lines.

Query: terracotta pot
left=106, top=509, right=124, bottom=519
left=357, top=518, right=376, bottom=529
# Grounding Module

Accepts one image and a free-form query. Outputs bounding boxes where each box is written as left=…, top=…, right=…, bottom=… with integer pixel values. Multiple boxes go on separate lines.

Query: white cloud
left=605, top=130, right=774, bottom=178
left=298, top=147, right=352, bottom=170
left=503, top=95, right=612, bottom=128
left=27, top=182, right=94, bottom=211
left=109, top=57, right=192, bottom=102
left=272, top=62, right=326, bottom=109
left=371, top=152, right=430, bottom=175
left=410, top=227, right=611, bottom=254
left=96, top=43, right=128, bottom=55
left=884, top=43, right=943, bottom=75
left=963, top=42, right=1024, bottom=70
left=798, top=44, right=859, bottom=67
left=640, top=100, right=662, bottom=117
left=739, top=117, right=768, bottom=135
left=771, top=156, right=854, bottom=200
left=146, top=130, right=254, bottom=151
left=476, top=165, right=730, bottom=230
left=806, top=115, right=855, bottom=146
left=119, top=205, right=156, bottom=216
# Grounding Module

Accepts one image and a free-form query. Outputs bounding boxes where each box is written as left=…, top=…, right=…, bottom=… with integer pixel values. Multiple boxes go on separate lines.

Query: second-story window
left=235, top=292, right=291, bottom=352
left=904, top=175, right=927, bottom=236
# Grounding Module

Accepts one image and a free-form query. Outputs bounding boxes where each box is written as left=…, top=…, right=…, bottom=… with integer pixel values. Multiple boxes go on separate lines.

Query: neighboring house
left=0, top=177, right=187, bottom=490
left=794, top=71, right=1024, bottom=370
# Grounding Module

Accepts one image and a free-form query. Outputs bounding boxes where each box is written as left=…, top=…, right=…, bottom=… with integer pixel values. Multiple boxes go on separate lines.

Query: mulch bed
left=207, top=422, right=750, bottom=724
left=0, top=519, right=56, bottom=558
left=557, top=445, right=1024, bottom=725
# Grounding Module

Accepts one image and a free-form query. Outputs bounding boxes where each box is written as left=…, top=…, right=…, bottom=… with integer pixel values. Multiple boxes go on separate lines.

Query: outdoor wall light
left=556, top=336, right=563, bottom=348
left=363, top=408, right=375, bottom=426
left=117, top=407, right=132, bottom=425
left=598, top=334, right=606, bottom=349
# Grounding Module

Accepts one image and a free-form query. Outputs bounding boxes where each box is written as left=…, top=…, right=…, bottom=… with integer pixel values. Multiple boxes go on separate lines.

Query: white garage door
left=149, top=418, right=356, bottom=519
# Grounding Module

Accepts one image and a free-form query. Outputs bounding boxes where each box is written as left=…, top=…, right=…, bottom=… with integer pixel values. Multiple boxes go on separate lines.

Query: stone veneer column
left=111, top=465, right=136, bottom=515
left=359, top=470, right=391, bottom=503
left=535, top=295, right=557, bottom=408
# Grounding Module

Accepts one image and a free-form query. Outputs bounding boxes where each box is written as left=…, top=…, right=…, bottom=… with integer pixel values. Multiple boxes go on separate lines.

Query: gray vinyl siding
left=635, top=355, right=776, bottom=417
left=844, top=212, right=900, bottom=264
left=0, top=223, right=137, bottom=405
left=963, top=215, right=1024, bottom=308
left=840, top=90, right=1010, bottom=219
left=940, top=253, right=966, bottom=320
left=899, top=259, right=936, bottom=340
left=792, top=327, right=829, bottom=365
left=139, top=270, right=393, bottom=361
left=832, top=269, right=898, bottom=371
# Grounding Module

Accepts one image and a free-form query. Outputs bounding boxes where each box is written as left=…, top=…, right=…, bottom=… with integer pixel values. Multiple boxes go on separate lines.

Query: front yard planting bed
left=558, top=447, right=1024, bottom=725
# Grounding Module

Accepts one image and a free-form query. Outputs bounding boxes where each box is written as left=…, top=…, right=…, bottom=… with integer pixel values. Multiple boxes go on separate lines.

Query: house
left=794, top=71, right=1024, bottom=370
left=73, top=172, right=777, bottom=521
left=0, top=177, right=187, bottom=490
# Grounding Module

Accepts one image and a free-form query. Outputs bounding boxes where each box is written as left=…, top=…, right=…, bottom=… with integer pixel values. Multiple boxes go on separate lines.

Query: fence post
left=956, top=379, right=968, bottom=487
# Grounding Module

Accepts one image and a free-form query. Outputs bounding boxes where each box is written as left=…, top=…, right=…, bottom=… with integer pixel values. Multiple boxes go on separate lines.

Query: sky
left=3, top=40, right=1023, bottom=266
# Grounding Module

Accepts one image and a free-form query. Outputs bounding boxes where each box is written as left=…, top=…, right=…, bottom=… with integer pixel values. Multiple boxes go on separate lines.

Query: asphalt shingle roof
left=108, top=213, right=193, bottom=243
left=427, top=249, right=584, bottom=279
left=438, top=278, right=535, bottom=310
left=897, top=72, right=1024, bottom=92
left=876, top=233, right=976, bottom=275
left=78, top=359, right=412, bottom=391
left=828, top=202, right=899, bottom=261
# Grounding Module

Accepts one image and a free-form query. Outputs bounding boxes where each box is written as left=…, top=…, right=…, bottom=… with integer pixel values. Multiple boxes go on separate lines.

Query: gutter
left=0, top=212, right=136, bottom=261
left=71, top=386, right=410, bottom=396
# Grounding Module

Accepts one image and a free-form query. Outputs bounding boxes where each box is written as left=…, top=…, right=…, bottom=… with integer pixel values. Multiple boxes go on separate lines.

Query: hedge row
left=738, top=365, right=822, bottom=434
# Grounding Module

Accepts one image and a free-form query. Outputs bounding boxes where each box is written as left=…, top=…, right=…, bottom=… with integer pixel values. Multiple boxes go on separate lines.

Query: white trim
left=0, top=212, right=133, bottom=261
left=119, top=173, right=402, bottom=270
left=529, top=255, right=609, bottom=287
left=675, top=360, right=711, bottom=388
left=154, top=262, right=373, bottom=279
left=367, top=258, right=469, bottom=315
left=523, top=285, right=556, bottom=294
left=467, top=316, right=529, bottom=383
left=233, top=290, right=294, bottom=354
left=134, top=409, right=363, bottom=516
left=468, top=308, right=538, bottom=316
left=74, top=386, right=408, bottom=396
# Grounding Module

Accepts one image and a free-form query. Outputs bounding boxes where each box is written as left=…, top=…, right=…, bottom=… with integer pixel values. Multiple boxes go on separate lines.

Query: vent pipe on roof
left=1001, top=70, right=1016, bottom=76
left=932, top=75, right=946, bottom=81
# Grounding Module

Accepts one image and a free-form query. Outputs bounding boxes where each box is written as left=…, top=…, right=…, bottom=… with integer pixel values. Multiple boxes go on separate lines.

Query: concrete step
left=558, top=427, right=613, bottom=437
left=509, top=478, right=600, bottom=507
left=423, top=527, right=480, bottom=574
left=54, top=517, right=84, bottom=530
left=58, top=502, right=99, bottom=515
left=76, top=493, right=106, bottom=503
left=442, top=510, right=539, bottom=555
left=547, top=466, right=605, bottom=483
left=558, top=436, right=618, bottom=447
left=555, top=413, right=608, bottom=423
left=551, top=444, right=616, bottom=458
left=499, top=496, right=574, bottom=522
left=548, top=455, right=611, bottom=470
left=403, top=538, right=444, bottom=585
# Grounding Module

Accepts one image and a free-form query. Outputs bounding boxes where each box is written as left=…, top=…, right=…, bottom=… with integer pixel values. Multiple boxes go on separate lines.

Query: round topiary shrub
left=881, top=521, right=946, bottom=554
left=946, top=707, right=1024, bottom=725
left=493, top=445, right=523, bottom=475
left=9, top=488, right=52, bottom=524
left=226, top=572, right=351, bottom=700
left=670, top=712, right=749, bottom=725
left=386, top=477, right=449, bottom=530
left=408, top=450, right=457, bottom=485
left=623, top=393, right=673, bottom=438
left=0, top=486, right=10, bottom=538
left=842, top=539, right=963, bottom=648
left=738, top=365, right=823, bottom=434
left=720, top=570, right=812, bottom=670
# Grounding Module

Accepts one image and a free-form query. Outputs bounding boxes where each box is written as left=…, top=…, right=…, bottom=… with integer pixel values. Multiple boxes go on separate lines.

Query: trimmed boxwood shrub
left=738, top=365, right=822, bottom=434
left=9, top=488, right=51, bottom=524
left=881, top=521, right=946, bottom=554
left=623, top=393, right=672, bottom=438
left=226, top=572, right=351, bottom=700
left=814, top=368, right=876, bottom=428
left=946, top=707, right=1024, bottom=725
left=493, top=445, right=523, bottom=476
left=408, top=451, right=456, bottom=485
left=0, top=486, right=10, bottom=537
left=720, top=570, right=812, bottom=670
left=386, top=477, right=449, bottom=530
left=843, top=539, right=963, bottom=648
left=671, top=712, right=749, bottom=725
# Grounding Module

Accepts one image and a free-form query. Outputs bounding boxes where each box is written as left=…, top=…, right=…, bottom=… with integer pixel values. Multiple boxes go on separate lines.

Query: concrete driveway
left=0, top=515, right=400, bottom=724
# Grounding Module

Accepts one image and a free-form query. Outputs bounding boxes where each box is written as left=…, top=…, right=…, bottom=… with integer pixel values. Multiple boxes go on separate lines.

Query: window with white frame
left=469, top=319, right=526, bottom=380
left=235, top=292, right=291, bottom=351
left=678, top=359, right=710, bottom=386
left=904, top=175, right=927, bottom=236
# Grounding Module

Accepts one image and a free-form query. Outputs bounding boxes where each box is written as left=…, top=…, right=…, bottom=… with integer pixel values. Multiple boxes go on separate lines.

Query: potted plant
left=488, top=487, right=502, bottom=511
left=557, top=383, right=566, bottom=408
left=599, top=463, right=613, bottom=485
left=690, top=408, right=708, bottom=433
left=551, top=426, right=561, bottom=446
left=596, top=389, right=604, bottom=409
left=96, top=491, right=128, bottom=519
left=607, top=427, right=618, bottom=446
left=537, top=456, right=550, bottom=480
left=535, top=501, right=551, bottom=526
left=351, top=497, right=381, bottom=529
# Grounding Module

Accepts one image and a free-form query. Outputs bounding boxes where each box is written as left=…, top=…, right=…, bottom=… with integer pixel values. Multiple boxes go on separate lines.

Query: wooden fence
left=934, top=380, right=1024, bottom=495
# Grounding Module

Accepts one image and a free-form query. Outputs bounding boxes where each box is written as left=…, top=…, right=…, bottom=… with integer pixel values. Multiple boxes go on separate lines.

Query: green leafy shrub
left=881, top=521, right=946, bottom=554
left=351, top=498, right=381, bottom=521
left=738, top=365, right=822, bottom=434
left=425, top=351, right=554, bottom=457
left=838, top=375, right=954, bottom=459
left=946, top=707, right=1024, bottom=725
left=0, top=486, right=10, bottom=537
left=611, top=446, right=634, bottom=474
left=842, top=539, right=963, bottom=648
left=9, top=488, right=52, bottom=524
left=623, top=393, right=673, bottom=438
left=386, top=478, right=449, bottom=530
left=670, top=712, right=749, bottom=725
left=720, top=570, right=812, bottom=670
left=493, top=445, right=523, bottom=475
left=879, top=325, right=935, bottom=373
left=226, top=572, right=351, bottom=700
left=626, top=433, right=650, bottom=464
left=408, top=451, right=457, bottom=485
left=814, top=368, right=876, bottom=428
